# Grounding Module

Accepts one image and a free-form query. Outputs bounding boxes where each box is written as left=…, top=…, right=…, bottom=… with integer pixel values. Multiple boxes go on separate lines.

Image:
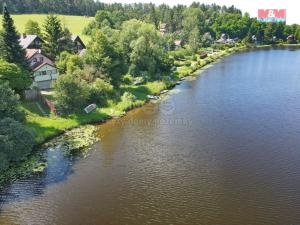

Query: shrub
left=54, top=74, right=90, bottom=112
left=0, top=82, right=25, bottom=122
left=0, top=135, right=12, bottom=171
left=0, top=60, right=32, bottom=92
left=173, top=47, right=193, bottom=60
left=211, top=44, right=226, bottom=50
left=121, top=92, right=136, bottom=103
left=122, top=74, right=134, bottom=84
left=89, top=78, right=113, bottom=106
left=133, top=76, right=145, bottom=85
left=0, top=118, right=35, bottom=171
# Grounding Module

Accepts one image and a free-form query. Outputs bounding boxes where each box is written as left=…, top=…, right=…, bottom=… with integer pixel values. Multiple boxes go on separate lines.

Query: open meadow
left=12, top=14, right=92, bottom=43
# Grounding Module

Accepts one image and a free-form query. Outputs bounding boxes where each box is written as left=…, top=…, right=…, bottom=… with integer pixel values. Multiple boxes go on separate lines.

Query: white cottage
left=26, top=49, right=59, bottom=90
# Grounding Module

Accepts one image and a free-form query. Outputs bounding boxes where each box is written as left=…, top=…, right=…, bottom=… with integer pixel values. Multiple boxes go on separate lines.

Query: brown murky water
left=1, top=48, right=300, bottom=225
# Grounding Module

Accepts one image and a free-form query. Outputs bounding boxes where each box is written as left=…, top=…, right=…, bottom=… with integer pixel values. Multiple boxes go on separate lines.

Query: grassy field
left=12, top=14, right=93, bottom=43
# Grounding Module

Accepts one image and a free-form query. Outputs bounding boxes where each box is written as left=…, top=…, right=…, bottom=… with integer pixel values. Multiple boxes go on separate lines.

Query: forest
left=2, top=0, right=300, bottom=44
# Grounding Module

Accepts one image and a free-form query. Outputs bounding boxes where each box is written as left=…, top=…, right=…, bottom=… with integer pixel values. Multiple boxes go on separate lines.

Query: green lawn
left=23, top=81, right=170, bottom=143
left=11, top=14, right=93, bottom=43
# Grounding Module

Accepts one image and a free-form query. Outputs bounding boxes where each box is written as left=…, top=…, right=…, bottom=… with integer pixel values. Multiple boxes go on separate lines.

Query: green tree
left=120, top=19, right=170, bottom=79
left=85, top=30, right=124, bottom=87
left=56, top=51, right=83, bottom=74
left=54, top=73, right=90, bottom=112
left=0, top=82, right=25, bottom=122
left=58, top=27, right=77, bottom=54
left=295, top=26, right=300, bottom=41
left=95, top=10, right=113, bottom=28
left=0, top=59, right=32, bottom=92
left=202, top=32, right=213, bottom=47
left=0, top=6, right=30, bottom=71
left=264, top=22, right=276, bottom=44
left=0, top=117, right=35, bottom=165
left=182, top=8, right=205, bottom=41
left=42, top=14, right=64, bottom=59
left=25, top=19, right=41, bottom=35
left=89, top=78, right=113, bottom=106
left=189, top=27, right=201, bottom=53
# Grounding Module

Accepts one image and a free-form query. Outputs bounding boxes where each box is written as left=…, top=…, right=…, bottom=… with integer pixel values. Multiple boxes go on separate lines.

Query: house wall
left=30, top=53, right=53, bottom=67
left=33, top=64, right=59, bottom=90
left=35, top=80, right=53, bottom=90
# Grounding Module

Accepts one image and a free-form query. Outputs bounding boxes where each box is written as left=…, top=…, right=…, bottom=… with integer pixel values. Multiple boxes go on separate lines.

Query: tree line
left=2, top=0, right=300, bottom=44
left=82, top=3, right=300, bottom=45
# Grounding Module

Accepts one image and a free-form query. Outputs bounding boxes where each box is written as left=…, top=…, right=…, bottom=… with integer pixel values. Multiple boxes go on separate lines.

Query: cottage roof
left=26, top=49, right=40, bottom=59
left=32, top=62, right=56, bottom=72
left=174, top=40, right=183, bottom=46
left=71, top=35, right=86, bottom=49
left=19, top=35, right=43, bottom=49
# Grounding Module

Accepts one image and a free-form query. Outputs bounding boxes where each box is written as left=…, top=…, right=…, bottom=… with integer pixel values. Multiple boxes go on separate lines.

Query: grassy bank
left=23, top=45, right=246, bottom=144
left=23, top=80, right=168, bottom=143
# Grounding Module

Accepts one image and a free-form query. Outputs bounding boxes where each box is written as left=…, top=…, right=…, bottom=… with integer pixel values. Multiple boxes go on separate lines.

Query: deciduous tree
left=25, top=20, right=41, bottom=36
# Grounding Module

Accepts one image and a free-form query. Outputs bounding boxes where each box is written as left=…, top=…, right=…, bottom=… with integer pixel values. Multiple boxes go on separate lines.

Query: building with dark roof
left=19, top=34, right=44, bottom=49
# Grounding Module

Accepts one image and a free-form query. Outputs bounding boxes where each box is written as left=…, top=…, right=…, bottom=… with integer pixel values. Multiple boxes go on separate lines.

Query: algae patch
left=0, top=125, right=99, bottom=188
left=43, top=125, right=100, bottom=156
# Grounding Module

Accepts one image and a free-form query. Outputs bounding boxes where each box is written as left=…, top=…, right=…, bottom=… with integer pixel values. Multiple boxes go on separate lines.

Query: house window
left=49, top=69, right=57, bottom=75
left=32, top=58, right=37, bottom=63
left=42, top=71, right=47, bottom=75
left=39, top=57, right=44, bottom=63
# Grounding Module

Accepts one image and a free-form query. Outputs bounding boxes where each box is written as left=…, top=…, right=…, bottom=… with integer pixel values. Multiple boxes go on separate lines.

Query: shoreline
left=1, top=43, right=298, bottom=188
left=33, top=45, right=247, bottom=146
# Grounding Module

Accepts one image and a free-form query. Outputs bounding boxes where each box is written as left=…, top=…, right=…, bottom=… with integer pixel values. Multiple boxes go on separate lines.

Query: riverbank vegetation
left=1, top=0, right=300, bottom=185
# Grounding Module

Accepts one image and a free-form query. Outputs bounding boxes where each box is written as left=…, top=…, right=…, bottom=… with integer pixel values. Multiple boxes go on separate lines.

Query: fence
left=22, top=89, right=57, bottom=114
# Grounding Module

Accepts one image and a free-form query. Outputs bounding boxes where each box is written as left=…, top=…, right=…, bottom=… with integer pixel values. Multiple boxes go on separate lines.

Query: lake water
left=1, top=48, right=300, bottom=225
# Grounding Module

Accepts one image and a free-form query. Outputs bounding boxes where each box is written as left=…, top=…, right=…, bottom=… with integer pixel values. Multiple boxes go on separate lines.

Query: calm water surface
left=1, top=49, right=300, bottom=225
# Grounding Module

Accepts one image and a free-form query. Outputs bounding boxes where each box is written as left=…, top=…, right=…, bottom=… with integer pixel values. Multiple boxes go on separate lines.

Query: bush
left=0, top=135, right=12, bottom=171
left=0, top=118, right=35, bottom=171
left=133, top=76, right=145, bottom=85
left=0, top=82, right=25, bottom=122
left=54, top=74, right=90, bottom=113
left=122, top=74, right=134, bottom=84
left=191, top=55, right=197, bottom=61
left=89, top=78, right=113, bottom=106
left=0, top=60, right=32, bottom=92
left=173, top=47, right=193, bottom=60
left=121, top=92, right=136, bottom=103
left=211, top=44, right=226, bottom=50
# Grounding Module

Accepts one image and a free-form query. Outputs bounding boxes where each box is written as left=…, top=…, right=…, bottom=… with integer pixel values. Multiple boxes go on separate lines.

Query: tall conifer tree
left=0, top=5, right=30, bottom=71
left=42, top=14, right=64, bottom=59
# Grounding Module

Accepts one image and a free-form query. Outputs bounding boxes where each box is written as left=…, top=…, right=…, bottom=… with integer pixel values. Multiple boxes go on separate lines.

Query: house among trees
left=287, top=34, right=296, bottom=42
left=19, top=34, right=86, bottom=89
left=174, top=40, right=184, bottom=49
left=216, top=33, right=236, bottom=44
left=159, top=23, right=168, bottom=35
left=71, top=35, right=86, bottom=54
left=19, top=34, right=43, bottom=49
left=26, top=49, right=59, bottom=90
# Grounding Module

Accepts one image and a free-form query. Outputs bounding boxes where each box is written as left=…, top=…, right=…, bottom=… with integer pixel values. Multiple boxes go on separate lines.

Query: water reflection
left=0, top=146, right=75, bottom=205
